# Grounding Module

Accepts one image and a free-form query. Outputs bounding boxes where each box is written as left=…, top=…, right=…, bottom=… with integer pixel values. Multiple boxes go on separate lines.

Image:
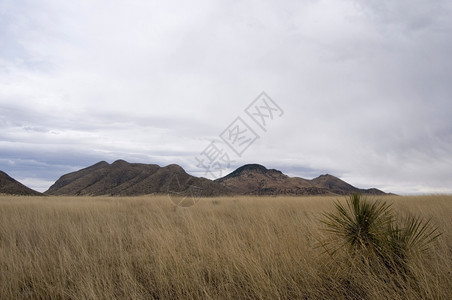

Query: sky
left=1, top=0, right=451, bottom=194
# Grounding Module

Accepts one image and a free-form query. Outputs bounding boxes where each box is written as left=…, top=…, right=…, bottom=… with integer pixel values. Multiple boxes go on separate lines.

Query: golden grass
left=0, top=195, right=451, bottom=299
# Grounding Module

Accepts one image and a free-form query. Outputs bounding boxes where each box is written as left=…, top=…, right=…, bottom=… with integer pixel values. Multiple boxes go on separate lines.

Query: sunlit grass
left=0, top=195, right=451, bottom=299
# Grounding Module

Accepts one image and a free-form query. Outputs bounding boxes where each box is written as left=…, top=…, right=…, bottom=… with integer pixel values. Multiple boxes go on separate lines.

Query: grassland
left=0, top=195, right=451, bottom=299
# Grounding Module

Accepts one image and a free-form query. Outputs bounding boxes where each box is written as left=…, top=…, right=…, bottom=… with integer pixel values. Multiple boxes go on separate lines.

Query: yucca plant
left=320, top=193, right=441, bottom=274
left=386, top=215, right=441, bottom=270
left=320, top=193, right=393, bottom=257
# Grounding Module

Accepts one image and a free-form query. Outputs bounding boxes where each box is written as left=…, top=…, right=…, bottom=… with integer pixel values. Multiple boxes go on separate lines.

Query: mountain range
left=0, top=160, right=387, bottom=196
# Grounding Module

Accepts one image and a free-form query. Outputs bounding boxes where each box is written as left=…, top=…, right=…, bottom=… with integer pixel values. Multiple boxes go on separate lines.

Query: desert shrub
left=320, top=193, right=441, bottom=274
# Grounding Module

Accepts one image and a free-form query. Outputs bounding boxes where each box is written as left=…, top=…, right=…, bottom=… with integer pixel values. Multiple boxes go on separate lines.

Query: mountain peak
left=315, top=174, right=337, bottom=180
left=237, top=164, right=268, bottom=173
left=111, top=159, right=129, bottom=166
left=219, top=164, right=284, bottom=181
left=165, top=163, right=185, bottom=170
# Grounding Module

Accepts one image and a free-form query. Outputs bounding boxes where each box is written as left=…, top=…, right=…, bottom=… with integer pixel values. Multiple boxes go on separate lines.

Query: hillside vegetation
left=0, top=195, right=450, bottom=299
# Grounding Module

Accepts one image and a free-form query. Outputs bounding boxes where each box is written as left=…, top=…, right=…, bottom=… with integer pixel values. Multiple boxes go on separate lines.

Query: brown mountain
left=215, top=164, right=386, bottom=196
left=310, top=174, right=386, bottom=195
left=0, top=171, right=42, bottom=196
left=45, top=160, right=230, bottom=196
left=215, top=164, right=333, bottom=195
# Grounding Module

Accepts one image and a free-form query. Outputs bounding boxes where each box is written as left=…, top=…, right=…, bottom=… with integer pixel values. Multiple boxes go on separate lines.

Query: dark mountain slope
left=0, top=171, right=42, bottom=196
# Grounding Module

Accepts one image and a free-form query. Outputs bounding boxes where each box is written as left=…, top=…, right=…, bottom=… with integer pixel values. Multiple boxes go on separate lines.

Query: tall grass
left=0, top=195, right=451, bottom=299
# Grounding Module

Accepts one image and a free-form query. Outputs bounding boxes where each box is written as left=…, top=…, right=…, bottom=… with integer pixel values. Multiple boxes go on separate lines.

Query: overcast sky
left=1, top=0, right=451, bottom=194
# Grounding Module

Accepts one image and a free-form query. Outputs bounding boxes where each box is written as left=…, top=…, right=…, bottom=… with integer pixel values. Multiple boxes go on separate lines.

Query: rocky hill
left=215, top=164, right=386, bottom=196
left=0, top=171, right=42, bottom=196
left=310, top=174, right=386, bottom=195
left=215, top=164, right=333, bottom=195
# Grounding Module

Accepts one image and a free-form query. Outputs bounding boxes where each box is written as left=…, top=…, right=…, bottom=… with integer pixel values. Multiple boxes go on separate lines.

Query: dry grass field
left=0, top=194, right=451, bottom=299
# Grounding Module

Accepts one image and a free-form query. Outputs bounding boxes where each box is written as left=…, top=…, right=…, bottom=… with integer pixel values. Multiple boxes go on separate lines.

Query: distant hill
left=215, top=164, right=386, bottom=196
left=45, top=160, right=230, bottom=196
left=215, top=164, right=333, bottom=195
left=0, top=171, right=42, bottom=196
left=310, top=174, right=386, bottom=195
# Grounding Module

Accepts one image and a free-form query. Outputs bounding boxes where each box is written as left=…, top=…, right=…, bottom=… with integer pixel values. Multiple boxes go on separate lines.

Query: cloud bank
left=1, top=0, right=451, bottom=194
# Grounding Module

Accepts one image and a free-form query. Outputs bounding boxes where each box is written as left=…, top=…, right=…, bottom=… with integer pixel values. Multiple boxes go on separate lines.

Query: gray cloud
left=1, top=0, right=451, bottom=194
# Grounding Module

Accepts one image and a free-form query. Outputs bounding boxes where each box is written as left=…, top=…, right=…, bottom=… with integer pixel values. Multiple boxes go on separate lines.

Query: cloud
left=0, top=0, right=451, bottom=194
